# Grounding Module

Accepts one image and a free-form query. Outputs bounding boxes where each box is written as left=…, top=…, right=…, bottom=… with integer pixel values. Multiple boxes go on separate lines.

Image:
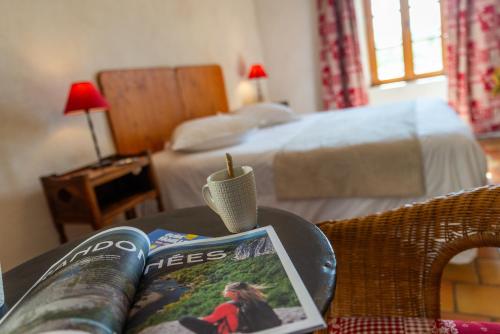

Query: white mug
left=202, top=166, right=258, bottom=233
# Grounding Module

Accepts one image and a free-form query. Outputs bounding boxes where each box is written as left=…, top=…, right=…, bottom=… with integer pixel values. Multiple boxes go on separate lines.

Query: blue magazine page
left=148, top=229, right=208, bottom=250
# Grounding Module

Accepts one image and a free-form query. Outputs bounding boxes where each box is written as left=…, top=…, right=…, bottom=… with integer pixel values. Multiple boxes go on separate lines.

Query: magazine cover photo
left=125, top=227, right=323, bottom=334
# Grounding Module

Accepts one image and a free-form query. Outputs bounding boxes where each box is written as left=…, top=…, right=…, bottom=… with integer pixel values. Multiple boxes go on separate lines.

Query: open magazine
left=0, top=226, right=325, bottom=334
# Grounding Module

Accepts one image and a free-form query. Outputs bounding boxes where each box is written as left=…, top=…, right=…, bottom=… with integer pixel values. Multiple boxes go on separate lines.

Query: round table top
left=3, top=206, right=336, bottom=314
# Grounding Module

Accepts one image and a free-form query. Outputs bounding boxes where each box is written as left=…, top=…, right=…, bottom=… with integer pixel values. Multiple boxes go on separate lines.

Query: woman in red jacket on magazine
left=179, top=282, right=281, bottom=334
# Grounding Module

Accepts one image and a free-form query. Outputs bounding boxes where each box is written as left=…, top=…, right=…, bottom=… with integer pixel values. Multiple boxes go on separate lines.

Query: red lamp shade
left=248, top=64, right=268, bottom=79
left=64, top=82, right=109, bottom=114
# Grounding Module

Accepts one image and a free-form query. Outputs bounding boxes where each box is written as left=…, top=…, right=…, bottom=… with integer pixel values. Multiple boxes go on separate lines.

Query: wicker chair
left=317, top=185, right=500, bottom=320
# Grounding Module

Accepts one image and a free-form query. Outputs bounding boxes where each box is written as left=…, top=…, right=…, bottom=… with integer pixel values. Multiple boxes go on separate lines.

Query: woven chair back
left=318, top=185, right=500, bottom=319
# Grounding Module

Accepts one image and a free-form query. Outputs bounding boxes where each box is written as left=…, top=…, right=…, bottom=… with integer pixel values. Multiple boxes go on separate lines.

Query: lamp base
left=256, top=79, right=264, bottom=102
left=85, top=110, right=105, bottom=165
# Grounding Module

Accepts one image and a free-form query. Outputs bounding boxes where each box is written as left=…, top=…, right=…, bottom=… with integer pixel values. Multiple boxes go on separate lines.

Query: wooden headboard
left=98, top=64, right=229, bottom=155
left=177, top=65, right=229, bottom=118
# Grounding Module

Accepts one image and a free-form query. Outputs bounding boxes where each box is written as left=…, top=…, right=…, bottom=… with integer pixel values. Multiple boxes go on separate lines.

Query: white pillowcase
left=171, top=114, right=257, bottom=152
left=234, top=102, right=297, bottom=128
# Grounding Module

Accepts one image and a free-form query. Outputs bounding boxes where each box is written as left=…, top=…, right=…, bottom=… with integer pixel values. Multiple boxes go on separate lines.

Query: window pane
left=376, top=46, right=405, bottom=80
left=412, top=38, right=443, bottom=74
left=372, top=16, right=402, bottom=49
left=371, top=0, right=400, bottom=18
left=409, top=0, right=441, bottom=41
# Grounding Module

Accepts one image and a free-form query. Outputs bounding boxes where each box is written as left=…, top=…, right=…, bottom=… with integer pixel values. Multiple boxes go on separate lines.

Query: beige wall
left=254, top=0, right=322, bottom=113
left=255, top=0, right=446, bottom=111
left=0, top=0, right=264, bottom=270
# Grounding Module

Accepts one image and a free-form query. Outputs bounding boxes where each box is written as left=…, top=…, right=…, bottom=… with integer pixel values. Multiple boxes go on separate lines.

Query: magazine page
left=126, top=226, right=325, bottom=334
left=0, top=226, right=150, bottom=334
left=148, top=229, right=207, bottom=250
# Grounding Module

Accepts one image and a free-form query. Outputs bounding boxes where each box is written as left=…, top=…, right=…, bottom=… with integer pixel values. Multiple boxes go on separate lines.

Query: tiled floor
left=439, top=137, right=500, bottom=322
left=441, top=248, right=500, bottom=321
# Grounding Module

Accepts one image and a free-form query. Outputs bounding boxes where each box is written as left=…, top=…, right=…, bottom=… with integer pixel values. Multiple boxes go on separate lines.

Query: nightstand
left=40, top=152, right=164, bottom=243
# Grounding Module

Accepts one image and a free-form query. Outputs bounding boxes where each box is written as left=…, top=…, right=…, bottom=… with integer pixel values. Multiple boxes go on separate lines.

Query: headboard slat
left=176, top=65, right=229, bottom=118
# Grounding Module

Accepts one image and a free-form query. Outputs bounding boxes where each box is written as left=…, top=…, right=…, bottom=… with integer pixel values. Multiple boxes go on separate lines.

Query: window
left=363, top=0, right=444, bottom=85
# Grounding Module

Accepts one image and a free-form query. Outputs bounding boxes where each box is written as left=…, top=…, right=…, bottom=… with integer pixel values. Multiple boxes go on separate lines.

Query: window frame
left=363, top=0, right=445, bottom=86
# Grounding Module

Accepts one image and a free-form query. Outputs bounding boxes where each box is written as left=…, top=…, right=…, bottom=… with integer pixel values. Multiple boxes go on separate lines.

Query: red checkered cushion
left=327, top=317, right=500, bottom=334
left=327, top=317, right=434, bottom=334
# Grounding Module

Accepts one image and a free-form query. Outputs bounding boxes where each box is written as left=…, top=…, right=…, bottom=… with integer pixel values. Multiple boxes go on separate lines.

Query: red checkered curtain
left=317, top=0, right=368, bottom=110
left=444, top=0, right=500, bottom=133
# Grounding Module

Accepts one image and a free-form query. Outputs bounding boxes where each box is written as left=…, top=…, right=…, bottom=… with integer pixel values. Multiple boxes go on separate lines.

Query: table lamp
left=248, top=64, right=267, bottom=102
left=64, top=81, right=109, bottom=166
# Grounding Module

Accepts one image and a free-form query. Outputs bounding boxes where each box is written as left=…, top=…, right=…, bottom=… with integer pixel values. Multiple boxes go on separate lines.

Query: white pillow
left=171, top=114, right=257, bottom=152
left=234, top=102, right=297, bottom=128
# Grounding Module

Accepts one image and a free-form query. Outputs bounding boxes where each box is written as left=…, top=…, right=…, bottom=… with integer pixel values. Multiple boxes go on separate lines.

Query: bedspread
left=274, top=101, right=425, bottom=199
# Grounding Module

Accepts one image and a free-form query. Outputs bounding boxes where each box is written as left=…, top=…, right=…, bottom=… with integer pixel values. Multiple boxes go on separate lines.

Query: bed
left=98, top=65, right=487, bottom=224
left=154, top=99, right=486, bottom=222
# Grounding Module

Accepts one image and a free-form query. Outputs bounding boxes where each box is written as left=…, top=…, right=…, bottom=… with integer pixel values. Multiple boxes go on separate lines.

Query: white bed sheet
left=153, top=99, right=487, bottom=225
